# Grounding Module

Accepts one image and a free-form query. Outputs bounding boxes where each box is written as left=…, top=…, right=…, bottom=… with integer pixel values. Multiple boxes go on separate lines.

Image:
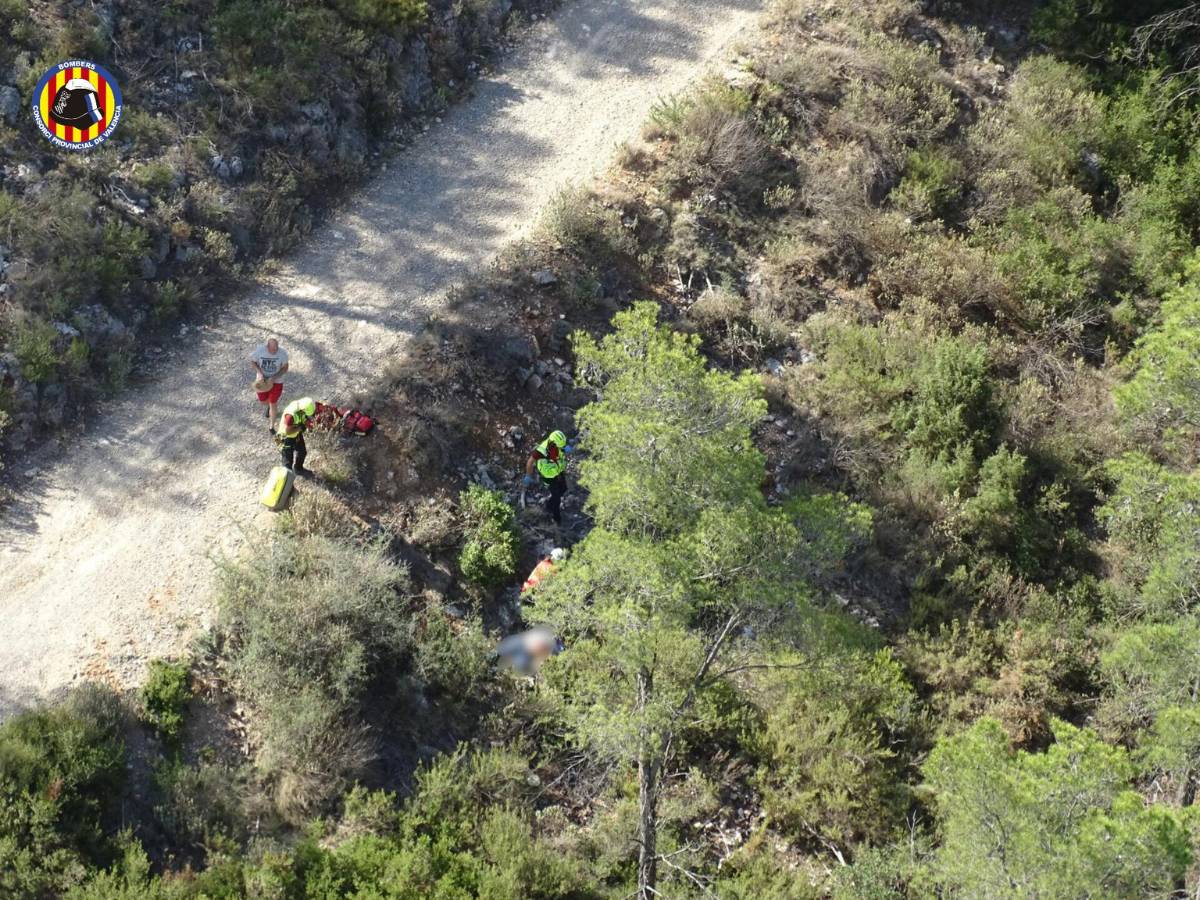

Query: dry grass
left=657, top=79, right=771, bottom=194
left=306, top=428, right=356, bottom=486
left=287, top=488, right=365, bottom=542
left=872, top=230, right=1014, bottom=317
left=750, top=235, right=828, bottom=320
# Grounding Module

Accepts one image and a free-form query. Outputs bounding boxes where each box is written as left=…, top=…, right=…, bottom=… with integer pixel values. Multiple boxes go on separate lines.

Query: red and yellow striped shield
left=31, top=61, right=123, bottom=151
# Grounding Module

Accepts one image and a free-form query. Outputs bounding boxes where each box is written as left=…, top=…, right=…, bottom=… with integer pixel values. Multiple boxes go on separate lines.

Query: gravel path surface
left=0, top=0, right=763, bottom=718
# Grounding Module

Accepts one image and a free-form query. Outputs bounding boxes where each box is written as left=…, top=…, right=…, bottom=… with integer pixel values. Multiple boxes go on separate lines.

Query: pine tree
left=539, top=303, right=870, bottom=897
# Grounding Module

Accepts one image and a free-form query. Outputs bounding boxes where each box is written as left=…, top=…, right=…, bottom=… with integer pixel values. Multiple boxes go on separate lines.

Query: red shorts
left=256, top=381, right=284, bottom=403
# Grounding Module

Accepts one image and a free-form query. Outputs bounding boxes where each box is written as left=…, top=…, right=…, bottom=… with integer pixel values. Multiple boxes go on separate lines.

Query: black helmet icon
left=50, top=78, right=103, bottom=129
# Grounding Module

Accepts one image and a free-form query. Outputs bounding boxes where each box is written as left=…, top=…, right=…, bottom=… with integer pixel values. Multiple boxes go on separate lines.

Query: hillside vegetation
left=0, top=0, right=550, bottom=467
left=6, top=0, right=1200, bottom=898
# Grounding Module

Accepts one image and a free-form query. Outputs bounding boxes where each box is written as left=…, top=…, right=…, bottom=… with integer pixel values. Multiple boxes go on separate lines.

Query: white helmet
left=550, top=547, right=567, bottom=562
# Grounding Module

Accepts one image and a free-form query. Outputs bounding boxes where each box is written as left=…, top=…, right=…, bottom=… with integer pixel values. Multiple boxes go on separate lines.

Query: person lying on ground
left=495, top=627, right=564, bottom=674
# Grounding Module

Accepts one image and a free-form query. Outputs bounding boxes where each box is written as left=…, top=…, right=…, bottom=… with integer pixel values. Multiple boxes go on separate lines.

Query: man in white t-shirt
left=249, top=338, right=289, bottom=434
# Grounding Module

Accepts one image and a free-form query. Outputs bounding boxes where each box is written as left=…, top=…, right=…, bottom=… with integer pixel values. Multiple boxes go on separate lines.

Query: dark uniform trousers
left=281, top=434, right=307, bottom=471
left=542, top=472, right=567, bottom=524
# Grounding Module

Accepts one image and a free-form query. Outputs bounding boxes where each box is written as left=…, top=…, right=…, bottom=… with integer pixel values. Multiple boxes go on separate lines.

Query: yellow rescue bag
left=260, top=466, right=295, bottom=511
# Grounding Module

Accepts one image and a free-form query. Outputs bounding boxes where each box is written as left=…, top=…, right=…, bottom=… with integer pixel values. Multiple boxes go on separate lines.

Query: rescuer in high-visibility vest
left=276, top=397, right=324, bottom=476
left=524, top=430, right=572, bottom=525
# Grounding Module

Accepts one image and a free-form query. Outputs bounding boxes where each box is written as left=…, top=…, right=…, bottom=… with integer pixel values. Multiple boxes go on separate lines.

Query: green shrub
left=131, top=161, right=177, bottom=195
left=120, top=109, right=175, bottom=149
left=750, top=649, right=917, bottom=846
left=891, top=147, right=965, bottom=221
left=150, top=282, right=186, bottom=324
left=62, top=336, right=90, bottom=379
left=1114, top=262, right=1200, bottom=455
left=1118, top=151, right=1200, bottom=297
left=714, top=837, right=821, bottom=899
left=1029, top=0, right=1168, bottom=61
left=832, top=838, right=935, bottom=900
left=0, top=686, right=127, bottom=896
left=13, top=318, right=59, bottom=384
left=1101, top=69, right=1199, bottom=183
left=648, top=92, right=693, bottom=135
left=956, top=447, right=1027, bottom=552
left=292, top=747, right=598, bottom=898
left=458, top=483, right=519, bottom=587
left=94, top=221, right=151, bottom=297
left=153, top=759, right=248, bottom=851
left=989, top=190, right=1131, bottom=329
left=1098, top=453, right=1200, bottom=618
left=893, top=336, right=997, bottom=471
left=139, top=659, right=190, bottom=744
left=411, top=604, right=492, bottom=699
left=0, top=189, right=17, bottom=228
left=830, top=36, right=957, bottom=164
left=101, top=348, right=134, bottom=396
left=200, top=227, right=237, bottom=268
left=331, top=0, right=427, bottom=29
left=971, top=56, right=1105, bottom=218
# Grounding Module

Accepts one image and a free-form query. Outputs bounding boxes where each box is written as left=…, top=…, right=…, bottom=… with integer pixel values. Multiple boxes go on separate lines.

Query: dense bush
left=72, top=747, right=596, bottom=899
left=284, top=487, right=366, bottom=542
left=989, top=191, right=1131, bottom=331
left=1114, top=261, right=1200, bottom=456
left=458, top=483, right=520, bottom=587
left=828, top=36, right=958, bottom=169
left=0, top=686, right=127, bottom=897
left=653, top=80, right=772, bottom=193
left=924, top=718, right=1191, bottom=896
left=751, top=649, right=916, bottom=847
left=539, top=186, right=637, bottom=259
left=969, top=56, right=1105, bottom=221
left=1098, top=453, right=1200, bottom=618
left=139, top=659, right=191, bottom=745
left=890, top=147, right=965, bottom=222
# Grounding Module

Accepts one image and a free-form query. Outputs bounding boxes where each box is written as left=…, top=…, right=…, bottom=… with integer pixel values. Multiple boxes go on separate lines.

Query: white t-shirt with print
left=251, top=345, right=288, bottom=380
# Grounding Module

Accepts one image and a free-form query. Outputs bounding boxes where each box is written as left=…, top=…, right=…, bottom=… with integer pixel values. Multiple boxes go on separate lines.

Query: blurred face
left=266, top=339, right=279, bottom=354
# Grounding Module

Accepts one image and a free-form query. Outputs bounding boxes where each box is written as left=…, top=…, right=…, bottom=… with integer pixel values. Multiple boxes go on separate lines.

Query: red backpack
left=338, top=407, right=375, bottom=435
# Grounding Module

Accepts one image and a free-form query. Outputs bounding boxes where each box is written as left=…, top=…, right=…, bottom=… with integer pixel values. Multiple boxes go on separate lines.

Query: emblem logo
left=32, top=60, right=122, bottom=150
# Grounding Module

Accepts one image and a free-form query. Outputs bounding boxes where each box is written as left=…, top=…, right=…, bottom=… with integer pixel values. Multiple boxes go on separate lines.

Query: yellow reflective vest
left=277, top=397, right=316, bottom=439
left=534, top=436, right=566, bottom=479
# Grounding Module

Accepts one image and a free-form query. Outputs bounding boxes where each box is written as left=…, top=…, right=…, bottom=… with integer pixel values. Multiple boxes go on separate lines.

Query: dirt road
left=0, top=0, right=762, bottom=718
